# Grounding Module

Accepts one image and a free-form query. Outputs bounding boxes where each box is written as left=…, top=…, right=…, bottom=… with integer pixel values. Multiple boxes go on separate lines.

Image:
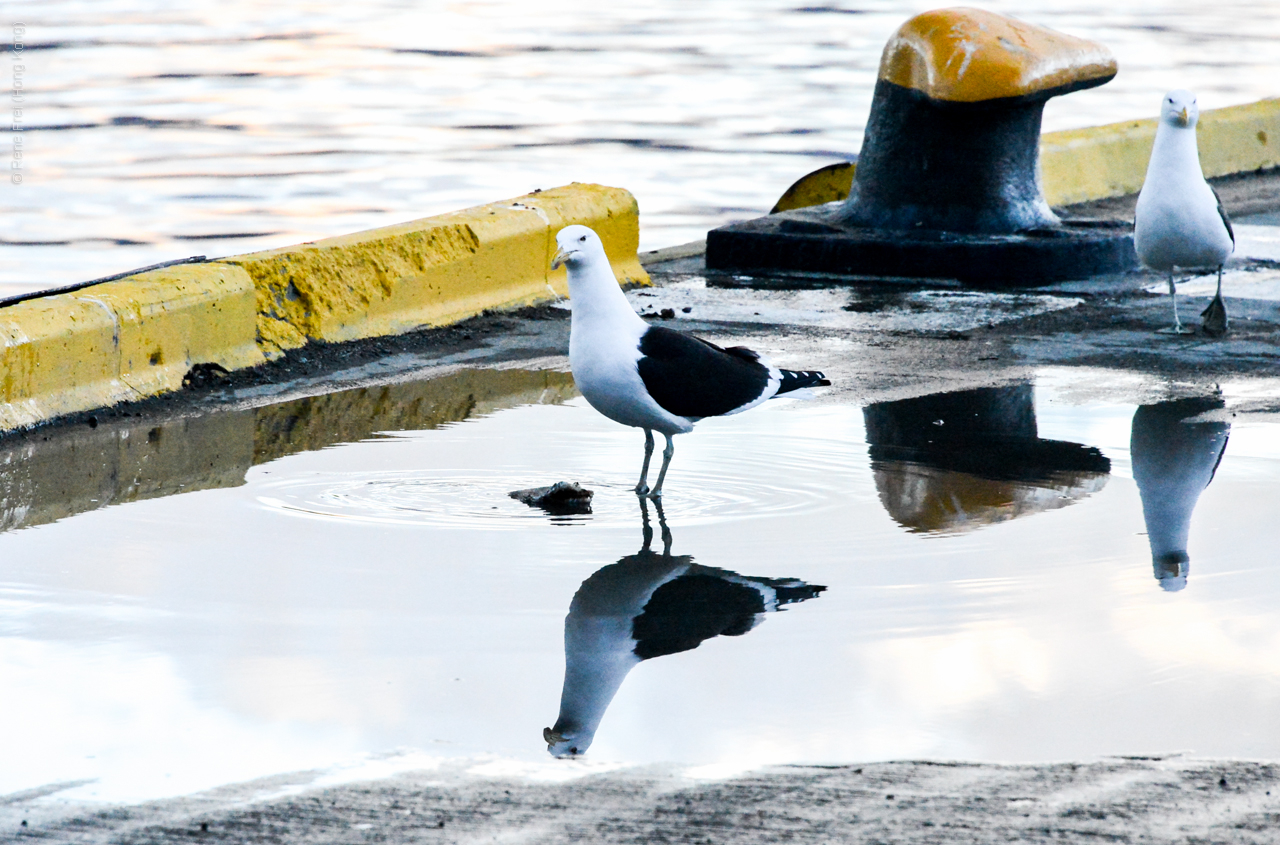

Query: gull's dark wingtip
left=777, top=369, right=830, bottom=394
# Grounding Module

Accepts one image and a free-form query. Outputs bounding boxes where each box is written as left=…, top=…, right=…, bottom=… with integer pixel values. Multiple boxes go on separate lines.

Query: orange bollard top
left=879, top=7, right=1117, bottom=103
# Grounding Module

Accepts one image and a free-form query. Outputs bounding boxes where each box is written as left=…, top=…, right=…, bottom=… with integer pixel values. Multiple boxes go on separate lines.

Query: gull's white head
left=543, top=725, right=591, bottom=758
left=1160, top=89, right=1199, bottom=129
left=552, top=225, right=605, bottom=270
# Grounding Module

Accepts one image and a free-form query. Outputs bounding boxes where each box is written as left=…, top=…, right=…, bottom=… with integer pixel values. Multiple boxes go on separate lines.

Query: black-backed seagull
left=552, top=225, right=830, bottom=497
left=1134, top=89, right=1235, bottom=336
left=1130, top=398, right=1229, bottom=592
left=543, top=498, right=824, bottom=757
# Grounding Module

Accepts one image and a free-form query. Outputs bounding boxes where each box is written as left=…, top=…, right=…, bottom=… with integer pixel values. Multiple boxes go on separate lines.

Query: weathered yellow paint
left=0, top=182, right=642, bottom=432
left=770, top=99, right=1280, bottom=213
left=770, top=162, right=856, bottom=213
left=0, top=296, right=119, bottom=431
left=880, top=7, right=1116, bottom=103
left=224, top=183, right=647, bottom=354
left=73, top=263, right=265, bottom=397
left=0, top=263, right=263, bottom=431
left=1041, top=98, right=1280, bottom=205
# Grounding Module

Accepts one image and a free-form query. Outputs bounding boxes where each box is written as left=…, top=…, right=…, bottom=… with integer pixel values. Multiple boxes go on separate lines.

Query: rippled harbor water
left=3, top=0, right=1280, bottom=292
left=3, top=368, right=1280, bottom=802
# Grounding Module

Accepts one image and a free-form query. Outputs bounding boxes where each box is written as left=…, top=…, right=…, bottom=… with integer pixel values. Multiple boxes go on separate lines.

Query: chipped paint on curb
left=0, top=183, right=643, bottom=432
left=0, top=262, right=263, bottom=432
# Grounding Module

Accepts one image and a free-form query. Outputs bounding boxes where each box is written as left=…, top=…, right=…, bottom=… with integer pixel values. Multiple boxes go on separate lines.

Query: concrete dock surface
left=5, top=170, right=1280, bottom=843
left=7, top=758, right=1280, bottom=843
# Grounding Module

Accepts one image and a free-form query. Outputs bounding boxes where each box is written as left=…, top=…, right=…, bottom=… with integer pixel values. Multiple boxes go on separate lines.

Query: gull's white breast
left=570, top=317, right=694, bottom=436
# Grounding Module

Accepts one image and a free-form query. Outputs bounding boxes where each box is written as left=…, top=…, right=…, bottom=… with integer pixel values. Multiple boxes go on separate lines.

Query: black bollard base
left=706, top=204, right=1137, bottom=287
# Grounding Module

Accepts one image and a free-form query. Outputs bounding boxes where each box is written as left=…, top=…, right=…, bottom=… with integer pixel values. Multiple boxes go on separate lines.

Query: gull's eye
left=579, top=235, right=587, bottom=242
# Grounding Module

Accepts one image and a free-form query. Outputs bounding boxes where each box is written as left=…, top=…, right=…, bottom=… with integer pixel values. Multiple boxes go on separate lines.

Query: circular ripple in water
left=252, top=431, right=860, bottom=530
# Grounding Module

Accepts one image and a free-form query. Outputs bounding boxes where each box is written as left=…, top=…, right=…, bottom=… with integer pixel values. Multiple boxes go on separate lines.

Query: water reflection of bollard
left=863, top=384, right=1110, bottom=533
left=1130, top=397, right=1230, bottom=592
left=543, top=498, right=823, bottom=758
left=707, top=7, right=1137, bottom=285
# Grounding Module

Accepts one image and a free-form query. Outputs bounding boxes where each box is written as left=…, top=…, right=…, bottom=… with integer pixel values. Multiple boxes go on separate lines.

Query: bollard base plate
left=706, top=203, right=1136, bottom=286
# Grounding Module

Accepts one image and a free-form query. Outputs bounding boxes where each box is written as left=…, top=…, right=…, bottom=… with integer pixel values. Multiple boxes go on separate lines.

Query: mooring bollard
left=840, top=7, right=1115, bottom=233
left=707, top=7, right=1139, bottom=285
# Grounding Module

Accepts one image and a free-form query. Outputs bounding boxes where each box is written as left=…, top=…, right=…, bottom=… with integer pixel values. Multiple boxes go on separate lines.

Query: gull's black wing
left=1210, top=185, right=1235, bottom=246
left=636, top=326, right=771, bottom=419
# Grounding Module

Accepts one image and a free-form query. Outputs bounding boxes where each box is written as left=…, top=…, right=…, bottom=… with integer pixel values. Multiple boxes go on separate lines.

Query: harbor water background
left=2, top=0, right=1280, bottom=293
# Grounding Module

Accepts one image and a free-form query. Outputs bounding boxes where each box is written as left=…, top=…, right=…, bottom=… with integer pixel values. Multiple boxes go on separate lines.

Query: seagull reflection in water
left=863, top=384, right=1112, bottom=534
left=543, top=497, right=825, bottom=758
left=1130, top=396, right=1230, bottom=592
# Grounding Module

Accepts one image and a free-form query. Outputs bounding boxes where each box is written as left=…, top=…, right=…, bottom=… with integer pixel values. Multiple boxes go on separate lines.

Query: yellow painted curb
left=221, top=182, right=648, bottom=355
left=0, top=182, right=643, bottom=432
left=0, top=263, right=263, bottom=432
left=1041, top=98, right=1280, bottom=205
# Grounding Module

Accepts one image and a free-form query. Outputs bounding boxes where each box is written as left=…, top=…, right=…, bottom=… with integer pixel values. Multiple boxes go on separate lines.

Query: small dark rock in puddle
left=509, top=481, right=594, bottom=515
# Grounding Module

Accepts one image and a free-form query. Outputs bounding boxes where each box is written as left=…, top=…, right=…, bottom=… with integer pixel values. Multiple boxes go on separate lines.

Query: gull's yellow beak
left=1178, top=106, right=1190, bottom=127
left=551, top=246, right=570, bottom=270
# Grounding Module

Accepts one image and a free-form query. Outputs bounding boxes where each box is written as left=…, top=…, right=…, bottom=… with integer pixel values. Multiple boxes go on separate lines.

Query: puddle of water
left=1146, top=265, right=1280, bottom=300
left=600, top=277, right=1082, bottom=333
left=0, top=368, right=577, bottom=534
left=3, top=369, right=1280, bottom=803
left=4, top=0, right=1280, bottom=290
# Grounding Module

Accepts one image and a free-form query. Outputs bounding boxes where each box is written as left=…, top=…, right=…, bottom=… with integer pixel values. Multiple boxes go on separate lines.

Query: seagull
left=1130, top=397, right=1230, bottom=591
left=552, top=225, right=830, bottom=497
left=543, top=497, right=824, bottom=757
left=1134, top=89, right=1235, bottom=336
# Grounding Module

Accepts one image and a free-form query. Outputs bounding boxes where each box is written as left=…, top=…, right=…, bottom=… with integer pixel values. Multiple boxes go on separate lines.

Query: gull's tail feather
left=777, top=369, right=830, bottom=394
left=755, top=577, right=827, bottom=606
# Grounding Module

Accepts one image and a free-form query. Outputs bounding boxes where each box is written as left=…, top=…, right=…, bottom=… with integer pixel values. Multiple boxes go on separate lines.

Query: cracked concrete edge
left=0, top=183, right=644, bottom=433
left=0, top=262, right=265, bottom=432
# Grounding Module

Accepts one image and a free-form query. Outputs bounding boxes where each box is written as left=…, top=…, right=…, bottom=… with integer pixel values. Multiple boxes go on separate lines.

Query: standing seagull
left=1134, top=89, right=1235, bottom=335
left=552, top=225, right=829, bottom=497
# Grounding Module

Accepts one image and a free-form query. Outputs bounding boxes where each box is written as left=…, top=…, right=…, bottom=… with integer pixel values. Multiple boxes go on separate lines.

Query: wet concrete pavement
left=6, top=172, right=1280, bottom=843
left=8, top=758, right=1280, bottom=844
